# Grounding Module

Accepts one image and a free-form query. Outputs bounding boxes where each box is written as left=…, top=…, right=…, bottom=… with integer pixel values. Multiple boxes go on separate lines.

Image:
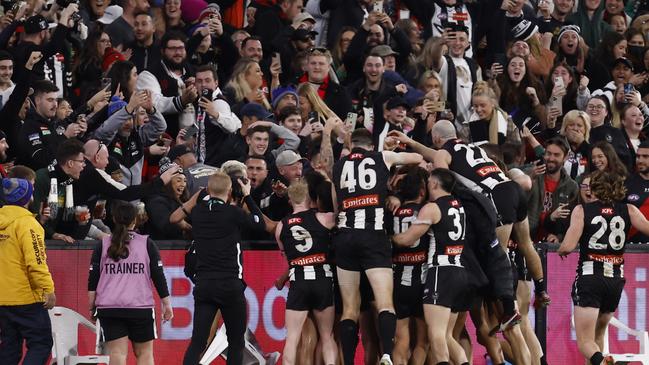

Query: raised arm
left=392, top=202, right=441, bottom=247
left=387, top=130, right=438, bottom=163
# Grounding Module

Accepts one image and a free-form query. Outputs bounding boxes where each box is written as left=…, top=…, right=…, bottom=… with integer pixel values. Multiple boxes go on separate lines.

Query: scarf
left=298, top=73, right=330, bottom=100
left=468, top=107, right=509, bottom=145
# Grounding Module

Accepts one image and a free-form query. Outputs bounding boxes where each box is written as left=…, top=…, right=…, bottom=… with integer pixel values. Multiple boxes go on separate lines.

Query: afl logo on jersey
left=601, top=208, right=614, bottom=215
left=628, top=194, right=640, bottom=202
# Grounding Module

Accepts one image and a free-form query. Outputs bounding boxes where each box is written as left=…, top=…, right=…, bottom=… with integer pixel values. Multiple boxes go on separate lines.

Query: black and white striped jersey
left=442, top=139, right=509, bottom=193
left=428, top=195, right=466, bottom=268
left=578, top=201, right=631, bottom=278
left=333, top=147, right=390, bottom=231
left=388, top=202, right=430, bottom=286
left=280, top=209, right=333, bottom=281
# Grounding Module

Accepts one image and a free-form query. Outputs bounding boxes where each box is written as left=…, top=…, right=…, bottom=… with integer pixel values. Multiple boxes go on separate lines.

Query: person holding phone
left=88, top=201, right=173, bottom=365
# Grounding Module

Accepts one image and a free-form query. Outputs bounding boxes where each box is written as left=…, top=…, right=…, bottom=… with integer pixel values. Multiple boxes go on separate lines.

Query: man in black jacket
left=10, top=6, right=76, bottom=81
left=129, top=12, right=161, bottom=72
left=297, top=48, right=352, bottom=120
left=176, top=172, right=267, bottom=365
left=17, top=80, right=85, bottom=170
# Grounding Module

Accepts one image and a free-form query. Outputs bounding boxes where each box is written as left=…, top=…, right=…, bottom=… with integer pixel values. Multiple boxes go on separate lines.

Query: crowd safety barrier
left=44, top=240, right=649, bottom=364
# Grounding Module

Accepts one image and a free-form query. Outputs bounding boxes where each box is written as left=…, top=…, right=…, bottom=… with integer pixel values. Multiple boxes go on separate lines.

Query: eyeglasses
left=71, top=159, right=86, bottom=165
left=586, top=104, right=605, bottom=110
left=579, top=183, right=590, bottom=190
left=308, top=47, right=329, bottom=54
left=95, top=142, right=105, bottom=157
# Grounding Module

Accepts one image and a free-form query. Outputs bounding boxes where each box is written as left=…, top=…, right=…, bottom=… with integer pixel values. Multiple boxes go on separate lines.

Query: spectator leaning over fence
left=88, top=201, right=173, bottom=365
left=527, top=137, right=579, bottom=243
left=0, top=178, right=55, bottom=365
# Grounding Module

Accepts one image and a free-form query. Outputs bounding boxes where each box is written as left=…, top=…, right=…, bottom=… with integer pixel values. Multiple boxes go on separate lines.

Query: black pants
left=0, top=303, right=53, bottom=365
left=183, top=278, right=247, bottom=365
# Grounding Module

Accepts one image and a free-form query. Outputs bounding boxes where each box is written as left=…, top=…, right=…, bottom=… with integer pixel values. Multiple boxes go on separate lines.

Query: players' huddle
left=275, top=125, right=649, bottom=365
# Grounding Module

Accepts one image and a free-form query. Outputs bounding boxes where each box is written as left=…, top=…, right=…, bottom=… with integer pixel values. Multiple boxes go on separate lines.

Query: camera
left=227, top=171, right=248, bottom=203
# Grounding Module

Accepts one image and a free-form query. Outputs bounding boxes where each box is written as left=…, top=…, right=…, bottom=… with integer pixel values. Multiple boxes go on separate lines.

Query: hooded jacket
left=568, top=0, right=612, bottom=48
left=0, top=205, right=54, bottom=305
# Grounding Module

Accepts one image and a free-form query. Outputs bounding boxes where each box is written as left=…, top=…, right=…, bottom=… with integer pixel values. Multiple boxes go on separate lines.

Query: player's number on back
left=393, top=215, right=420, bottom=248
left=454, top=144, right=489, bottom=167
left=290, top=225, right=314, bottom=252
left=340, top=159, right=377, bottom=193
left=448, top=207, right=466, bottom=241
left=589, top=216, right=625, bottom=250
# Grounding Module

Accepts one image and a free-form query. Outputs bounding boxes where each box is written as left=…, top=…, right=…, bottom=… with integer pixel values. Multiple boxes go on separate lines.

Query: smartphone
left=308, top=111, right=319, bottom=124
left=373, top=0, right=383, bottom=13
left=201, top=88, right=213, bottom=98
left=101, top=77, right=111, bottom=90
left=554, top=76, right=564, bottom=89
left=549, top=96, right=563, bottom=115
left=272, top=52, right=282, bottom=72
left=624, top=82, right=634, bottom=95
left=345, top=112, right=357, bottom=129
left=399, top=9, right=410, bottom=19
left=183, top=124, right=199, bottom=140
left=429, top=100, right=445, bottom=113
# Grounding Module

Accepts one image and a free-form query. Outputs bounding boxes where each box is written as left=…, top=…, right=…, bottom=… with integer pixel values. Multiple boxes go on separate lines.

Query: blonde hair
left=208, top=171, right=232, bottom=196
left=418, top=70, right=446, bottom=101
left=221, top=160, right=247, bottom=178
left=226, top=58, right=271, bottom=110
left=297, top=82, right=338, bottom=120
left=472, top=81, right=507, bottom=144
left=287, top=179, right=309, bottom=205
left=561, top=110, right=591, bottom=141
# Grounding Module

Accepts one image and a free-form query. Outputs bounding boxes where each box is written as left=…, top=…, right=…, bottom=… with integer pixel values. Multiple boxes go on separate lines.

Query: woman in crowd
left=73, top=26, right=111, bottom=104
left=145, top=163, right=190, bottom=240
left=223, top=57, right=271, bottom=115
left=546, top=62, right=591, bottom=121
left=156, top=0, right=184, bottom=39
left=330, top=27, right=356, bottom=83
left=558, top=170, right=649, bottom=365
left=595, top=31, right=628, bottom=70
left=590, top=141, right=628, bottom=177
left=554, top=25, right=610, bottom=90
left=468, top=81, right=519, bottom=145
left=494, top=56, right=547, bottom=132
left=88, top=202, right=173, bottom=365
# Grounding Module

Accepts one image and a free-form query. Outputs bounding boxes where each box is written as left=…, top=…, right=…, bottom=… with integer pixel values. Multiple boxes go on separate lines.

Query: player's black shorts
left=571, top=275, right=626, bottom=313
left=333, top=229, right=392, bottom=271
left=422, top=266, right=468, bottom=312
left=490, top=181, right=528, bottom=226
left=393, top=268, right=424, bottom=319
left=287, top=278, right=334, bottom=311
left=98, top=312, right=156, bottom=342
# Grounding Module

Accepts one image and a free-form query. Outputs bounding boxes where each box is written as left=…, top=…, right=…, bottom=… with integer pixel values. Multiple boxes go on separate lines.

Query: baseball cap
left=291, top=28, right=318, bottom=42
left=371, top=45, right=399, bottom=57
left=2, top=178, right=33, bottom=207
left=275, top=150, right=304, bottom=167
left=240, top=103, right=272, bottom=120
left=168, top=144, right=194, bottom=161
left=293, top=12, right=316, bottom=25
left=386, top=96, right=409, bottom=110
left=24, top=15, right=56, bottom=34
left=613, top=57, right=634, bottom=71
left=97, top=5, right=123, bottom=25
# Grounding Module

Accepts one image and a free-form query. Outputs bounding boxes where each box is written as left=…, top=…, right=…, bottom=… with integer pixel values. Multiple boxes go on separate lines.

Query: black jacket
left=17, top=111, right=68, bottom=170
left=144, top=193, right=185, bottom=240
left=589, top=124, right=632, bottom=169
left=10, top=24, right=71, bottom=81
left=1, top=66, right=33, bottom=160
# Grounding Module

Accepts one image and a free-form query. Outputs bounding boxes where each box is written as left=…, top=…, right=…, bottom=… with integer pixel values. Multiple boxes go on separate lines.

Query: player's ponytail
left=589, top=170, right=627, bottom=205
left=108, top=202, right=137, bottom=261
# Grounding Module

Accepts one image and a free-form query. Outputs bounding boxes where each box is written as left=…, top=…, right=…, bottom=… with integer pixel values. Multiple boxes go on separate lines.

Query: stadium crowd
left=2, top=0, right=649, bottom=364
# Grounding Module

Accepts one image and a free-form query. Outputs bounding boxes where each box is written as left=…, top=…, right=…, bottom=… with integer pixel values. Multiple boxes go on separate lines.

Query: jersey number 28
left=589, top=216, right=625, bottom=250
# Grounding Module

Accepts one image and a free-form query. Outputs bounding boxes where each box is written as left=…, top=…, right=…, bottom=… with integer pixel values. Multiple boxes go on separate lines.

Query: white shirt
left=439, top=56, right=480, bottom=125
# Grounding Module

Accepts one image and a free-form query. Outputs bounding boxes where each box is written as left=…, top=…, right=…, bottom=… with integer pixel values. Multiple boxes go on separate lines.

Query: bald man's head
left=431, top=120, right=457, bottom=148
left=83, top=139, right=109, bottom=170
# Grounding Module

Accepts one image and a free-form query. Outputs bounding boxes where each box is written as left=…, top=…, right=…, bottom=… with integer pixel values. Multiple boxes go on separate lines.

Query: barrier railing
left=44, top=240, right=649, bottom=364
